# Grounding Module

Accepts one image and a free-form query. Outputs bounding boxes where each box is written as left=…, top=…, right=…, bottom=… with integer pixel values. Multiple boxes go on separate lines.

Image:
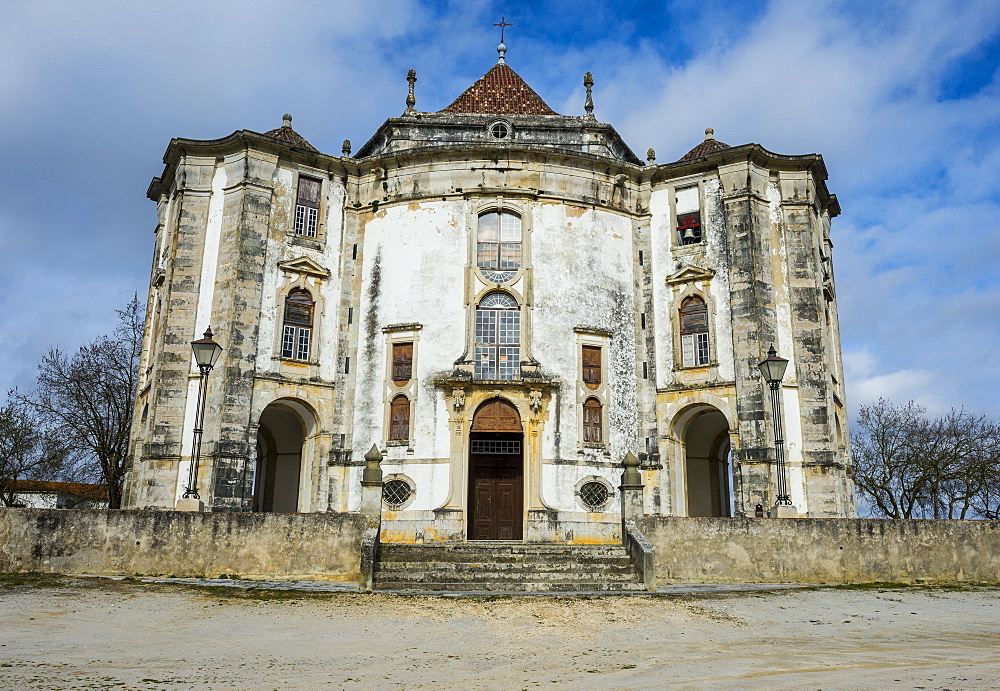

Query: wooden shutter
left=389, top=396, right=410, bottom=441
left=296, top=176, right=321, bottom=208
left=583, top=398, right=602, bottom=443
left=582, top=346, right=601, bottom=389
left=284, top=290, right=313, bottom=326
left=392, top=342, right=413, bottom=383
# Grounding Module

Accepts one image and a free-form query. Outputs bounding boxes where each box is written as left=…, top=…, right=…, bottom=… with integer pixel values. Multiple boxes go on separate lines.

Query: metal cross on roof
left=494, top=16, right=512, bottom=44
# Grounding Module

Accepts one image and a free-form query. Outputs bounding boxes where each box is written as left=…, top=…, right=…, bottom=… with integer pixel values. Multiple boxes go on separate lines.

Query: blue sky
left=1, top=0, right=998, bottom=418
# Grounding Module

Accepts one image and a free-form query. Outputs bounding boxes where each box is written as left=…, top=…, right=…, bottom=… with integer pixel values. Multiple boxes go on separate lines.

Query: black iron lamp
left=183, top=327, right=222, bottom=500
left=758, top=345, right=792, bottom=506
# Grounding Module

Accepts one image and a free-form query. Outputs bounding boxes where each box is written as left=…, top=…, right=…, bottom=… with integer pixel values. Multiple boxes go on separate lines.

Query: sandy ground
left=1, top=577, right=998, bottom=690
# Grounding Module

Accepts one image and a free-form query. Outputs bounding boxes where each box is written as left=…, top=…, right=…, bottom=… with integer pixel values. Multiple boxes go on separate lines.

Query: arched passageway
left=681, top=407, right=732, bottom=517
left=253, top=402, right=310, bottom=512
left=468, top=398, right=523, bottom=540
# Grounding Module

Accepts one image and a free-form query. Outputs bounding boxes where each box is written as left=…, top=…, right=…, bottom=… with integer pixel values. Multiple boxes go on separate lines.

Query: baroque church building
left=124, top=47, right=856, bottom=540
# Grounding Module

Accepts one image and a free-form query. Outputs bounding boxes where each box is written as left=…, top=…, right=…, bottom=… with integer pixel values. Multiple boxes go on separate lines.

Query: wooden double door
left=468, top=432, right=523, bottom=540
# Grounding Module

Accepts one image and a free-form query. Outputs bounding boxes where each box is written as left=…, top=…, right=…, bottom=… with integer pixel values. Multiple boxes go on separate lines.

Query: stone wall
left=638, top=516, right=1000, bottom=584
left=0, top=509, right=367, bottom=581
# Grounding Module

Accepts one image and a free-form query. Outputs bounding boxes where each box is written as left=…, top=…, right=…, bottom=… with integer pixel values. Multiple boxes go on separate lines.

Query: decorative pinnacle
left=362, top=443, right=383, bottom=486
left=282, top=113, right=292, bottom=128
left=621, top=450, right=642, bottom=486
left=342, top=139, right=352, bottom=157
left=405, top=69, right=417, bottom=111
left=705, top=127, right=715, bottom=140
left=583, top=71, right=594, bottom=116
left=646, top=148, right=656, bottom=164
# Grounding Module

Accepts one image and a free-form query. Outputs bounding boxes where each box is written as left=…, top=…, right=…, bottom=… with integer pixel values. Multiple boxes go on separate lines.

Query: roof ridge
left=442, top=63, right=558, bottom=116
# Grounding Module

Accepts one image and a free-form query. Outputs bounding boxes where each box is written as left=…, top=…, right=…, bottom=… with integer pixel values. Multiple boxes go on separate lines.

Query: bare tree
left=852, top=398, right=1000, bottom=519
left=0, top=396, right=74, bottom=506
left=20, top=296, right=143, bottom=509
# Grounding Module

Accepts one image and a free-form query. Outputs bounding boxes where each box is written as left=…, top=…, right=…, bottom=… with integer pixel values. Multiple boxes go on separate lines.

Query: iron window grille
left=579, top=481, right=610, bottom=511
left=382, top=479, right=412, bottom=509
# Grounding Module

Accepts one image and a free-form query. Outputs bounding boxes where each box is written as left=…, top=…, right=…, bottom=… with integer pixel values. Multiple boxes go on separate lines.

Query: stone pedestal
left=360, top=444, right=384, bottom=517
left=175, top=497, right=204, bottom=512
left=619, top=451, right=644, bottom=525
left=770, top=504, right=799, bottom=518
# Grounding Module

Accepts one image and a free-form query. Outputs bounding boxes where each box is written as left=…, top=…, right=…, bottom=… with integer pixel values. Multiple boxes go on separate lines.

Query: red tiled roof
left=263, top=125, right=318, bottom=152
left=679, top=133, right=731, bottom=161
left=7, top=479, right=108, bottom=501
left=443, top=63, right=558, bottom=115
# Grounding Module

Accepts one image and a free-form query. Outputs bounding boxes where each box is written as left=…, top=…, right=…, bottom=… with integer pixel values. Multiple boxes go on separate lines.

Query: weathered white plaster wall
left=380, top=462, right=450, bottom=511
left=255, top=167, right=345, bottom=380
left=650, top=179, right=736, bottom=388
left=530, top=202, right=636, bottom=511
left=352, top=201, right=467, bottom=460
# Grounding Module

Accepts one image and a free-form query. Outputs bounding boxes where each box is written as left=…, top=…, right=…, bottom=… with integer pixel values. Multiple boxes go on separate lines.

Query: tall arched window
left=477, top=211, right=522, bottom=283
left=389, top=395, right=410, bottom=441
left=679, top=296, right=710, bottom=367
left=583, top=397, right=603, bottom=443
left=475, top=292, right=520, bottom=380
left=282, top=289, right=314, bottom=361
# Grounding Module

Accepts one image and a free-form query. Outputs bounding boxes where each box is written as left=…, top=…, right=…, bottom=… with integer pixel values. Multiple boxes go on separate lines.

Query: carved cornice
left=666, top=264, right=715, bottom=286
left=277, top=257, right=330, bottom=279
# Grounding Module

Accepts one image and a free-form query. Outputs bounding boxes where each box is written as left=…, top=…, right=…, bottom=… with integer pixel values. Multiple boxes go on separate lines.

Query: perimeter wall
left=2, top=510, right=998, bottom=584
left=637, top=516, right=1000, bottom=584
left=0, top=509, right=366, bottom=581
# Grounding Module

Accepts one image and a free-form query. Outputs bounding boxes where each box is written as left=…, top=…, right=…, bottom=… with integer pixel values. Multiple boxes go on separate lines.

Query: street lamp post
left=183, top=327, right=223, bottom=501
left=758, top=345, right=792, bottom=507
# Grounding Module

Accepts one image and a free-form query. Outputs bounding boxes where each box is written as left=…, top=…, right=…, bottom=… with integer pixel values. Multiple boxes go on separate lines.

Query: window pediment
left=666, top=264, right=715, bottom=286
left=278, top=257, right=330, bottom=279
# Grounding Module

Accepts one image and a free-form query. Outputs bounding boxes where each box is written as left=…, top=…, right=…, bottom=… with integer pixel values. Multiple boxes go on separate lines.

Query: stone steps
left=374, top=541, right=645, bottom=592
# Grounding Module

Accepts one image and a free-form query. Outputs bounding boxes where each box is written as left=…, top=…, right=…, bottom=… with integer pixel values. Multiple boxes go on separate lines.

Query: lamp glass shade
left=758, top=346, right=789, bottom=384
left=191, top=328, right=223, bottom=368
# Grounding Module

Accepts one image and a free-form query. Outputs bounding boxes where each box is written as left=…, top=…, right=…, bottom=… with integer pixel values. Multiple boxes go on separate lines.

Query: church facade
left=123, top=53, right=855, bottom=540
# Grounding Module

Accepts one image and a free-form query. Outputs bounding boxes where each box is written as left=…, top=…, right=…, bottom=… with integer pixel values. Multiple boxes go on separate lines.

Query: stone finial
left=362, top=444, right=383, bottom=486
left=621, top=451, right=641, bottom=486
left=584, top=71, right=594, bottom=116
left=705, top=127, right=715, bottom=140
left=342, top=139, right=352, bottom=157
left=405, top=69, right=417, bottom=111
left=646, top=148, right=656, bottom=164
left=282, top=113, right=293, bottom=128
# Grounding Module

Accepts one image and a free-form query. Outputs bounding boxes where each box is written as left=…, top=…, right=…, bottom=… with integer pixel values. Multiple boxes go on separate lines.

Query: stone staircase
left=373, top=541, right=646, bottom=592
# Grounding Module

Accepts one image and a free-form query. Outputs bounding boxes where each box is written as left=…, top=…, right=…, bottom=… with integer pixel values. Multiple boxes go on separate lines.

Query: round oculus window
left=488, top=121, right=511, bottom=139
left=382, top=479, right=413, bottom=510
left=579, top=481, right=610, bottom=511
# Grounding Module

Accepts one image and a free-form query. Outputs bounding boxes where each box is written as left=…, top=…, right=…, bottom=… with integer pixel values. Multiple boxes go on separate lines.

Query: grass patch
left=0, top=572, right=67, bottom=589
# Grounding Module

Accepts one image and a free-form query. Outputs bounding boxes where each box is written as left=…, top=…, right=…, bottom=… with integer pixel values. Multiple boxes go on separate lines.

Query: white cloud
left=0, top=0, right=998, bottom=424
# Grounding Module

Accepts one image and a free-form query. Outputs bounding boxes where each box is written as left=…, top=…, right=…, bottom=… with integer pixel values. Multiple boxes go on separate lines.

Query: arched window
left=477, top=211, right=521, bottom=283
left=282, top=289, right=314, bottom=361
left=389, top=395, right=410, bottom=441
left=583, top=398, right=603, bottom=443
left=475, top=292, right=520, bottom=380
left=679, top=296, right=710, bottom=367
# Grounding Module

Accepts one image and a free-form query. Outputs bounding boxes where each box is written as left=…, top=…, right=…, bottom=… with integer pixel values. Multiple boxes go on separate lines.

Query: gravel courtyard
left=1, top=576, right=998, bottom=689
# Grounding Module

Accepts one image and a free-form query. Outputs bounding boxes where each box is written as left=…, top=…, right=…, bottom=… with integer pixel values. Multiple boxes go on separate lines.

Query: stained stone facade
left=123, top=55, right=855, bottom=539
